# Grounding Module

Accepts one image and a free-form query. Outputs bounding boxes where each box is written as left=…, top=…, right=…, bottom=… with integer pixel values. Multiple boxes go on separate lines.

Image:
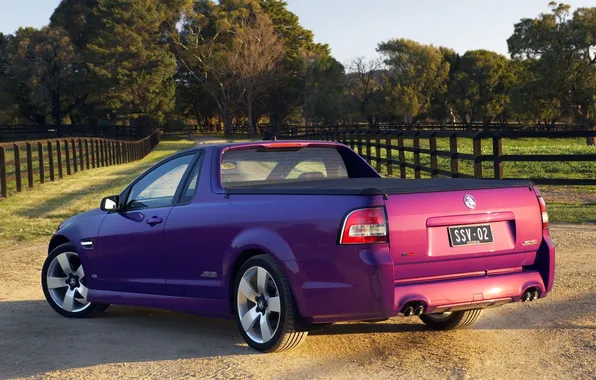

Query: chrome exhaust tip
left=522, top=292, right=531, bottom=302
left=402, top=306, right=414, bottom=317
left=413, top=305, right=424, bottom=316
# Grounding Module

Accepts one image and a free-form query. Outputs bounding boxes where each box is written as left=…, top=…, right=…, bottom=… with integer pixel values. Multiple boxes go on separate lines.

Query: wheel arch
left=226, top=247, right=304, bottom=319
left=48, top=235, right=71, bottom=255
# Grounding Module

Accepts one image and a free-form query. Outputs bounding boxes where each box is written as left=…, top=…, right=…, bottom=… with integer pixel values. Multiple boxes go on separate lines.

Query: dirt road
left=0, top=224, right=594, bottom=379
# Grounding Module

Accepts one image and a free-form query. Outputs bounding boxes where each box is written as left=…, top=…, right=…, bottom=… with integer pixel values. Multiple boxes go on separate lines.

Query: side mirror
left=100, top=195, right=120, bottom=212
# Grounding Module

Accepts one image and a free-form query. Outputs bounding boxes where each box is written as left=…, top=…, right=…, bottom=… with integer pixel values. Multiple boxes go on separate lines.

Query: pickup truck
left=41, top=140, right=555, bottom=353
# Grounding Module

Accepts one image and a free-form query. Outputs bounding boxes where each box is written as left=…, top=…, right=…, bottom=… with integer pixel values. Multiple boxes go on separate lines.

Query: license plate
left=448, top=224, right=494, bottom=247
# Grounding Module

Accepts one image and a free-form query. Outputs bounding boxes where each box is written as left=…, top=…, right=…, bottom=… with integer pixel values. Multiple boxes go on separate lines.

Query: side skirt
left=88, top=289, right=232, bottom=318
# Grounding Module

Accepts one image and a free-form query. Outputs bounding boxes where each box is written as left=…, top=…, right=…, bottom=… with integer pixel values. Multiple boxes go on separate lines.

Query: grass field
left=358, top=137, right=596, bottom=181
left=0, top=138, right=195, bottom=242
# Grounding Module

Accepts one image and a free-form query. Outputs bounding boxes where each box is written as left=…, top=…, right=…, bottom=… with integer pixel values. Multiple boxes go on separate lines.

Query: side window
left=126, top=154, right=195, bottom=210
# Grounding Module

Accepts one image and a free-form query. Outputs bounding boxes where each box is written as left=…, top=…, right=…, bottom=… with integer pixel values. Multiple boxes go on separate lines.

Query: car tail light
left=537, top=196, right=549, bottom=230
left=339, top=207, right=388, bottom=244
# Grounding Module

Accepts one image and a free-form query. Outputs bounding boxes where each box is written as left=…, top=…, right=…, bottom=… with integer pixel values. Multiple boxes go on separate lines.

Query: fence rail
left=277, top=127, right=596, bottom=186
left=0, top=124, right=157, bottom=142
left=0, top=130, right=162, bottom=200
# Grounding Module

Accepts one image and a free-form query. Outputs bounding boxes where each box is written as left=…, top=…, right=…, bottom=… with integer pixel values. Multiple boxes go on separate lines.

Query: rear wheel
left=233, top=255, right=307, bottom=352
left=41, top=242, right=110, bottom=318
left=419, top=309, right=483, bottom=330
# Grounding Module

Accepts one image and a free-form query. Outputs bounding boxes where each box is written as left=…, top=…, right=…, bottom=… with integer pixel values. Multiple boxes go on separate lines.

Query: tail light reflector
left=538, top=196, right=549, bottom=230
left=339, top=207, right=388, bottom=244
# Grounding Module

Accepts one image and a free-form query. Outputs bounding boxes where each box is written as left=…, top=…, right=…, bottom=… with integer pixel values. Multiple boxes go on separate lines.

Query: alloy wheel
left=45, top=252, right=91, bottom=313
left=236, top=266, right=282, bottom=344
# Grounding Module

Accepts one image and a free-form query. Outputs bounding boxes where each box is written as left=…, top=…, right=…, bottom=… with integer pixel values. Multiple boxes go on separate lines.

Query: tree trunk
left=586, top=122, right=596, bottom=146
left=222, top=104, right=232, bottom=137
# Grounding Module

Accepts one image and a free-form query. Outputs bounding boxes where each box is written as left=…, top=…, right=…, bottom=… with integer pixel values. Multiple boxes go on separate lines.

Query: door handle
left=147, top=216, right=163, bottom=226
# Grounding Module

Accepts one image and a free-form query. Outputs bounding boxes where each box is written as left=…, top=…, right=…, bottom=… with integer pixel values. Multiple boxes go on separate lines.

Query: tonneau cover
left=225, top=178, right=533, bottom=195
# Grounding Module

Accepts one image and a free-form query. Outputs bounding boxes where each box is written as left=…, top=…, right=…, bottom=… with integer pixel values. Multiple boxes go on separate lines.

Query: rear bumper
left=393, top=270, right=545, bottom=314
left=291, top=235, right=554, bottom=324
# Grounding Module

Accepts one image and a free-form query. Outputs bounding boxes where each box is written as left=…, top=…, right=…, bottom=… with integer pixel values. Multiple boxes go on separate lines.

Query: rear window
left=220, top=147, right=349, bottom=188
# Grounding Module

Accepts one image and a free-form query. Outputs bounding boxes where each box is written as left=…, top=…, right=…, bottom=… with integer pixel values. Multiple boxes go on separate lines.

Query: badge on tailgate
left=448, top=224, right=494, bottom=247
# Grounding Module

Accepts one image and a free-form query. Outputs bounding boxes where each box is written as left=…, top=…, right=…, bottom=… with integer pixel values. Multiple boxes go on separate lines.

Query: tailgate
left=385, top=186, right=543, bottom=282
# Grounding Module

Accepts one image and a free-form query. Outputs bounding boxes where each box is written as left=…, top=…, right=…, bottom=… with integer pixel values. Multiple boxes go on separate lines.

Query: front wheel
left=41, top=242, right=110, bottom=318
left=233, top=255, right=307, bottom=352
left=419, top=309, right=483, bottom=331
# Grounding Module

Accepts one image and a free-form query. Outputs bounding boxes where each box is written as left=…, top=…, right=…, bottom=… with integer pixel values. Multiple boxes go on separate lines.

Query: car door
left=90, top=152, right=198, bottom=295
left=163, top=154, right=228, bottom=301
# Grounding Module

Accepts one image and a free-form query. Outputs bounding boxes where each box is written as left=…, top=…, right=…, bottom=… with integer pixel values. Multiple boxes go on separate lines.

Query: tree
left=230, top=9, right=285, bottom=127
left=508, top=2, right=596, bottom=144
left=173, top=0, right=286, bottom=134
left=260, top=0, right=331, bottom=126
left=306, top=55, right=345, bottom=124
left=448, top=50, right=511, bottom=124
left=51, top=0, right=179, bottom=125
left=377, top=38, right=450, bottom=124
left=344, top=57, right=384, bottom=124
left=0, top=33, right=20, bottom=123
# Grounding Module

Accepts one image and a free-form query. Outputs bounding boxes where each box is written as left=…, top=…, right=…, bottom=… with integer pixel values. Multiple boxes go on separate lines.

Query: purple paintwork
left=49, top=140, right=555, bottom=325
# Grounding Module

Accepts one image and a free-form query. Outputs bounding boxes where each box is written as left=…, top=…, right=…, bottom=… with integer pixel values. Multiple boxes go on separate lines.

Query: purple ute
left=42, top=141, right=555, bottom=352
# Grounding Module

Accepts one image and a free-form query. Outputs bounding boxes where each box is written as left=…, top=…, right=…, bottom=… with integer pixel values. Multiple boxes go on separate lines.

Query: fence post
left=493, top=134, right=504, bottom=180
left=398, top=133, right=406, bottom=179
left=38, top=142, right=45, bottom=184
left=78, top=138, right=84, bottom=171
left=357, top=130, right=363, bottom=156
left=71, top=139, right=77, bottom=173
left=375, top=132, right=382, bottom=173
left=365, top=133, right=372, bottom=164
left=64, top=140, right=71, bottom=175
left=48, top=141, right=55, bottom=181
left=473, top=133, right=482, bottom=179
left=56, top=140, right=63, bottom=178
left=385, top=132, right=393, bottom=177
left=413, top=133, right=421, bottom=179
left=450, top=133, right=458, bottom=178
left=99, top=140, right=105, bottom=167
left=14, top=144, right=22, bottom=192
left=429, top=133, right=438, bottom=178
left=89, top=140, right=95, bottom=169
left=26, top=142, right=33, bottom=188
left=0, top=146, right=6, bottom=198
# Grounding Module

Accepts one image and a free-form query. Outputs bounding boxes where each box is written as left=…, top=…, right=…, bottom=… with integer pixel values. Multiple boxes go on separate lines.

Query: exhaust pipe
left=522, top=292, right=532, bottom=302
left=522, top=288, right=540, bottom=302
left=413, top=305, right=424, bottom=316
left=402, top=306, right=414, bottom=317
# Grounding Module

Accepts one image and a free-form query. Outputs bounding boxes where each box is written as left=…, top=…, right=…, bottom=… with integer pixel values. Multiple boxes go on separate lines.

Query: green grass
left=358, top=137, right=596, bottom=181
left=0, top=137, right=195, bottom=242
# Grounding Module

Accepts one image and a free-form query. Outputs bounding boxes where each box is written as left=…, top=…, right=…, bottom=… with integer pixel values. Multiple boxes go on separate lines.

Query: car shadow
left=1, top=291, right=594, bottom=378
left=0, top=301, right=249, bottom=378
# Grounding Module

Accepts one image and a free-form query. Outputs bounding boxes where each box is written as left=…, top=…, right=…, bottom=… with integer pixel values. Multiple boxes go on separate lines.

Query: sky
left=1, top=0, right=594, bottom=65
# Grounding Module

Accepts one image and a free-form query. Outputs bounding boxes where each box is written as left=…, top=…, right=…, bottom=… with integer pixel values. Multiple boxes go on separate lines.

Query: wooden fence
left=0, top=130, right=162, bottom=199
left=0, top=124, right=157, bottom=142
left=279, top=127, right=596, bottom=186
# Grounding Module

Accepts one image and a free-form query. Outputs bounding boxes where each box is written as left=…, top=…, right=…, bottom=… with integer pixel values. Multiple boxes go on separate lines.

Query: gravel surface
left=0, top=224, right=594, bottom=380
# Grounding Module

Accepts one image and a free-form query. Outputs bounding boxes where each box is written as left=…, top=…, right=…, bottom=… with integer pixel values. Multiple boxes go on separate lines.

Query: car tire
left=419, top=309, right=483, bottom=330
left=233, top=254, right=307, bottom=352
left=41, top=242, right=110, bottom=318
